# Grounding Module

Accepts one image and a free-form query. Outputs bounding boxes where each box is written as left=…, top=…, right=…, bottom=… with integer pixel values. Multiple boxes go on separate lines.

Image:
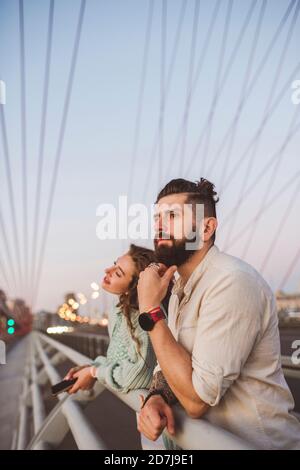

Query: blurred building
left=0, top=289, right=32, bottom=339
left=0, top=290, right=11, bottom=336
left=33, top=310, right=70, bottom=332
left=276, top=289, right=300, bottom=326
left=276, top=290, right=300, bottom=311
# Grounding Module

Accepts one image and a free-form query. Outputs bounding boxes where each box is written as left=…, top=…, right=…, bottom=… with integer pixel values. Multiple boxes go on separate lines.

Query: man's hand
left=137, top=263, right=177, bottom=313
left=137, top=394, right=175, bottom=441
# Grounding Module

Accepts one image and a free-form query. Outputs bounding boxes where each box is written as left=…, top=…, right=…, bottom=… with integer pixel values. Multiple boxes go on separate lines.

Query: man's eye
left=116, top=272, right=121, bottom=278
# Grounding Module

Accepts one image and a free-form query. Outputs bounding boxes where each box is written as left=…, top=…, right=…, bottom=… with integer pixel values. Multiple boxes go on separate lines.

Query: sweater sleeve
left=91, top=304, right=119, bottom=366
left=94, top=329, right=154, bottom=393
left=91, top=355, right=107, bottom=367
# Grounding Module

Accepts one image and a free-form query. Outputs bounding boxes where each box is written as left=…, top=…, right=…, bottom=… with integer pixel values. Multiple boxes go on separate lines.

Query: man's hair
left=156, top=177, right=219, bottom=242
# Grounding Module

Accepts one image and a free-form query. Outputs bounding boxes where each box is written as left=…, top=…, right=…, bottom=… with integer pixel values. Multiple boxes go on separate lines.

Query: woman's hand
left=64, top=364, right=90, bottom=380
left=67, top=366, right=97, bottom=394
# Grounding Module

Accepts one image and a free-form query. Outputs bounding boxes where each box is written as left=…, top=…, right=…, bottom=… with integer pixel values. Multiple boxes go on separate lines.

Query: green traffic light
left=7, top=318, right=15, bottom=326
left=7, top=326, right=15, bottom=335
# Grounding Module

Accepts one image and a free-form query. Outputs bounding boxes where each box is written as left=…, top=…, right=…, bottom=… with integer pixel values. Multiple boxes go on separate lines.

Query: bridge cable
left=223, top=0, right=300, bottom=252
left=31, top=0, right=86, bottom=310
left=19, top=0, right=29, bottom=300
left=127, top=0, right=154, bottom=205
left=182, top=0, right=257, bottom=178
left=0, top=107, right=23, bottom=293
left=29, top=0, right=55, bottom=305
left=177, top=0, right=201, bottom=175
left=205, top=0, right=297, bottom=178
left=141, top=0, right=189, bottom=200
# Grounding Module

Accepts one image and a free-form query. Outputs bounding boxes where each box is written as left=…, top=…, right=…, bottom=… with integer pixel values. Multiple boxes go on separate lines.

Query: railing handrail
left=16, top=332, right=300, bottom=450
left=281, top=355, right=300, bottom=368
left=43, top=330, right=109, bottom=343
left=39, top=332, right=95, bottom=366
left=35, top=332, right=254, bottom=450
left=14, top=331, right=300, bottom=450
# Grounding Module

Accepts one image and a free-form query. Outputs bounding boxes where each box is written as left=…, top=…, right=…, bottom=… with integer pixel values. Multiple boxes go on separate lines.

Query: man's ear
left=203, top=217, right=218, bottom=242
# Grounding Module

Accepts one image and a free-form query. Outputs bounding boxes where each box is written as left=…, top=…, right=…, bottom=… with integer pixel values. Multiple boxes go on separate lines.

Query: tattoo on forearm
left=149, top=370, right=178, bottom=405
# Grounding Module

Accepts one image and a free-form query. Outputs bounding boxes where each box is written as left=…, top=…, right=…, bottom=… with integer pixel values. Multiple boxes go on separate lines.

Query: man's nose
left=155, top=215, right=164, bottom=234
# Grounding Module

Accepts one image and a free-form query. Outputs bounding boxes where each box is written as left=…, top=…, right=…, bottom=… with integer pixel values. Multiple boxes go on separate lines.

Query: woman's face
left=101, top=254, right=136, bottom=295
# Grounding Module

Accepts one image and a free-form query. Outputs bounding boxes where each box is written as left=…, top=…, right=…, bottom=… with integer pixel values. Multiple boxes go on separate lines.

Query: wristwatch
left=138, top=306, right=165, bottom=331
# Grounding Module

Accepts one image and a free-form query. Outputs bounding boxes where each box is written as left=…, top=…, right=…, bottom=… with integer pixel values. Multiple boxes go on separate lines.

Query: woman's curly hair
left=117, top=244, right=157, bottom=354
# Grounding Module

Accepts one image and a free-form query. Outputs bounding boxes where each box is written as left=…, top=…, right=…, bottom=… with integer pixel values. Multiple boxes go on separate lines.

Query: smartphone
left=51, top=378, right=77, bottom=396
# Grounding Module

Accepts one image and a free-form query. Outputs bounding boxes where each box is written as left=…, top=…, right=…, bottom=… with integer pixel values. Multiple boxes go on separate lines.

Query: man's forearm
left=148, top=320, right=208, bottom=417
left=148, top=370, right=178, bottom=405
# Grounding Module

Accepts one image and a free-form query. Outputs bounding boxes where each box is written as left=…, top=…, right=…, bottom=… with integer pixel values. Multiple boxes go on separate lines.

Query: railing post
left=34, top=334, right=105, bottom=449
left=30, top=341, right=49, bottom=449
left=16, top=366, right=30, bottom=449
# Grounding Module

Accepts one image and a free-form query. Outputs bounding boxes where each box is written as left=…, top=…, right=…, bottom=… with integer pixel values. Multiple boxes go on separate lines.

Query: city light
left=47, top=326, right=74, bottom=335
left=99, top=318, right=109, bottom=327
left=77, top=293, right=87, bottom=305
left=55, top=287, right=107, bottom=327
left=7, top=327, right=15, bottom=335
left=7, top=319, right=15, bottom=327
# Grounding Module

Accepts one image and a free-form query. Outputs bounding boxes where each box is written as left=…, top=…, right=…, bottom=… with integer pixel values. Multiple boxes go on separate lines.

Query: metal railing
left=281, top=355, right=300, bottom=379
left=41, top=331, right=109, bottom=359
left=12, top=331, right=300, bottom=450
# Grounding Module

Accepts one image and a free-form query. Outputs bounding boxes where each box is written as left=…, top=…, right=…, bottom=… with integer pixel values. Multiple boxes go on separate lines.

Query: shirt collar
left=172, top=245, right=219, bottom=299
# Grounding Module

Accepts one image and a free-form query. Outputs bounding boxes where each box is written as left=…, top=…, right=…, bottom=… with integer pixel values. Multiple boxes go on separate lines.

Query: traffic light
left=7, top=319, right=15, bottom=335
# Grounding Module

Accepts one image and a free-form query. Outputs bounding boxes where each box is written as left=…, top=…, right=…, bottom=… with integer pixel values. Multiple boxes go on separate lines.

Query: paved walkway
left=0, top=336, right=29, bottom=449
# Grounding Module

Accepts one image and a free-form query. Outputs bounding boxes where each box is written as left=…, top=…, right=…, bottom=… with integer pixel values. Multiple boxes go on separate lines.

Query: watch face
left=138, top=313, right=154, bottom=331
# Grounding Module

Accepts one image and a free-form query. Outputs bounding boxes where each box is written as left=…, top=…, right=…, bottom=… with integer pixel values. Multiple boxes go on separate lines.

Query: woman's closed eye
left=114, top=261, right=123, bottom=278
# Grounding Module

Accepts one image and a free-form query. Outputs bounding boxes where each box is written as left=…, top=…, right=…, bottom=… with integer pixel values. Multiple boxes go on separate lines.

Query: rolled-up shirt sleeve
left=191, top=271, right=262, bottom=406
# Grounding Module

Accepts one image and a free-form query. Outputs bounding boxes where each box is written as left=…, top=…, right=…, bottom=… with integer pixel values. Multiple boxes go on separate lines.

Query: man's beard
left=154, top=235, right=197, bottom=267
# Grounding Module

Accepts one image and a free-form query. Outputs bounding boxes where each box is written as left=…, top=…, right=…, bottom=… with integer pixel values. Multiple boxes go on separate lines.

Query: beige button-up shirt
left=161, top=245, right=300, bottom=449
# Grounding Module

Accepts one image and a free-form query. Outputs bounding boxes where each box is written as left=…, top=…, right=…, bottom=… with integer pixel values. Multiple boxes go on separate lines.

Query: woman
left=65, top=244, right=159, bottom=394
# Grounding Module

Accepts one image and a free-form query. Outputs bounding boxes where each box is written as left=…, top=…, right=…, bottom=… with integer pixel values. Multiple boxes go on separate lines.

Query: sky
left=0, top=0, right=300, bottom=314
